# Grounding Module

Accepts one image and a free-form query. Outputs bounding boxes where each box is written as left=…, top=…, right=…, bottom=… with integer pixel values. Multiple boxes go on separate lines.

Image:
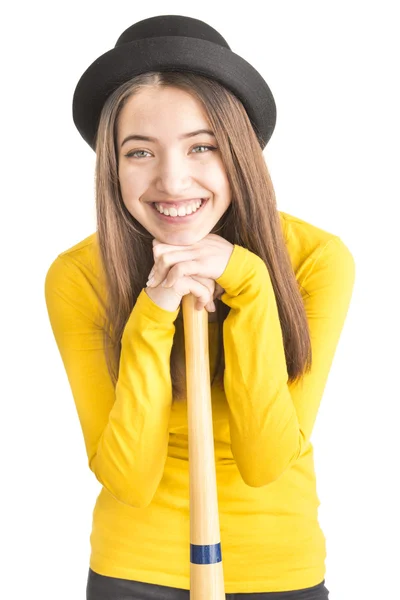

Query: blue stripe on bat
left=190, top=542, right=222, bottom=564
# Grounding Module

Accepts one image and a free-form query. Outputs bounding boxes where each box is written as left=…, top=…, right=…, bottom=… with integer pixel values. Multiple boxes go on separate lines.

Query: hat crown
left=73, top=14, right=276, bottom=151
left=115, top=15, right=231, bottom=50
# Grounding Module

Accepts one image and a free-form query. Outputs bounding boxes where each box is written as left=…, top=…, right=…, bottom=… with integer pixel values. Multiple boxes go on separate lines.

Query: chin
left=160, top=227, right=214, bottom=246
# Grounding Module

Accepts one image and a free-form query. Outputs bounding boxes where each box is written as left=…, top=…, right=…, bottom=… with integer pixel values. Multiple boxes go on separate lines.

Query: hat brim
left=72, top=36, right=276, bottom=151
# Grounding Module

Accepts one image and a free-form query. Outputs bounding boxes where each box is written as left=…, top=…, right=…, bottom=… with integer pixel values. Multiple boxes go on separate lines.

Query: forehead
left=117, top=87, right=209, bottom=133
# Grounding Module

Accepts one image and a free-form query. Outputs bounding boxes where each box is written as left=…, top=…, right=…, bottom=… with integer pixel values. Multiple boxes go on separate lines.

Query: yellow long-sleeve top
left=44, top=211, right=355, bottom=594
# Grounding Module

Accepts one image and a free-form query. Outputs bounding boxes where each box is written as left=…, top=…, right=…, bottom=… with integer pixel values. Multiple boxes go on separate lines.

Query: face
left=116, top=86, right=232, bottom=246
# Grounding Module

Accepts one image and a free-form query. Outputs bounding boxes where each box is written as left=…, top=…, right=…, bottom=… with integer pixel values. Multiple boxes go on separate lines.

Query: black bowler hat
left=72, top=14, right=277, bottom=152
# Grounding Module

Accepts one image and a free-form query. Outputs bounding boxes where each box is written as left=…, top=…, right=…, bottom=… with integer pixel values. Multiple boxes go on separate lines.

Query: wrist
left=145, top=286, right=181, bottom=312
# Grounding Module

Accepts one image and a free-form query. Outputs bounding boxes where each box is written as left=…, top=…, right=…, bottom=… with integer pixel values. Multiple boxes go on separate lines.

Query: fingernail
left=146, top=276, right=155, bottom=287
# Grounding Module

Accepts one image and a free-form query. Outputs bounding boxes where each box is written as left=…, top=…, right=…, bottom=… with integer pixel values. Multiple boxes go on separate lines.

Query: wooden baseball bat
left=181, top=293, right=226, bottom=599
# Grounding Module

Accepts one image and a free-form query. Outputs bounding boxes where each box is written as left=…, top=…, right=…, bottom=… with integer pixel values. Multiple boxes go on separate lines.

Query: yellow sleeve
left=44, top=255, right=180, bottom=508
left=215, top=238, right=356, bottom=487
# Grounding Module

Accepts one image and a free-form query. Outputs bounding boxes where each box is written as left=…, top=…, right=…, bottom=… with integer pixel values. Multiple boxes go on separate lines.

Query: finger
left=148, top=250, right=198, bottom=288
left=148, top=264, right=156, bottom=279
left=151, top=242, right=191, bottom=279
left=147, top=245, right=179, bottom=285
left=152, top=242, right=196, bottom=258
left=205, top=299, right=216, bottom=312
left=163, top=260, right=209, bottom=293
left=213, top=282, right=225, bottom=300
left=190, top=275, right=215, bottom=295
left=190, top=278, right=217, bottom=312
left=173, top=276, right=214, bottom=312
left=185, top=276, right=216, bottom=312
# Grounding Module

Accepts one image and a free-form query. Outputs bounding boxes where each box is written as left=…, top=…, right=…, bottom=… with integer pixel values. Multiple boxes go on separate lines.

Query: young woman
left=44, top=14, right=355, bottom=600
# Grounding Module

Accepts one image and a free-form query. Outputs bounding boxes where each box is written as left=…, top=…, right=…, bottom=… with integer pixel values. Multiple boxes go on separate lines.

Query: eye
left=125, top=145, right=217, bottom=159
left=125, top=149, right=151, bottom=158
left=191, top=145, right=216, bottom=153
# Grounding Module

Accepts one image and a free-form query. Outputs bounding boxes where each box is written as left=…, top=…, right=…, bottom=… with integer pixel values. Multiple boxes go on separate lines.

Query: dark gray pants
left=86, top=568, right=330, bottom=599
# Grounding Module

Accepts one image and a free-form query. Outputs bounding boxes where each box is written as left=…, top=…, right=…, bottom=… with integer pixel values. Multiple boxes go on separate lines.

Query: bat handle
left=182, top=293, right=226, bottom=599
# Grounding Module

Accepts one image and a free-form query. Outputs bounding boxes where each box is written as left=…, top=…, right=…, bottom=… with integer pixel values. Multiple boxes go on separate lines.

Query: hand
left=145, top=273, right=218, bottom=313
left=147, top=234, right=233, bottom=290
left=145, top=234, right=232, bottom=312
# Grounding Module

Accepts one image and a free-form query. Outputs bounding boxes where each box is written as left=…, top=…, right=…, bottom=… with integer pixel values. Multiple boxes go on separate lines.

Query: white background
left=2, top=1, right=399, bottom=598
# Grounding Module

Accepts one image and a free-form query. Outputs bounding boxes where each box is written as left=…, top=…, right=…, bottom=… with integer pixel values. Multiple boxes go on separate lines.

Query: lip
left=150, top=198, right=209, bottom=223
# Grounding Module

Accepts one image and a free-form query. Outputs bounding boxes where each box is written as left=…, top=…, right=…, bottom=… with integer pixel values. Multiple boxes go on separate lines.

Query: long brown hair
left=94, top=71, right=312, bottom=403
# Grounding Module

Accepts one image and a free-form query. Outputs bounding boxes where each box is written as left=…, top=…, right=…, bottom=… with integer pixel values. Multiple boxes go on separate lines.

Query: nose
left=155, top=153, right=194, bottom=196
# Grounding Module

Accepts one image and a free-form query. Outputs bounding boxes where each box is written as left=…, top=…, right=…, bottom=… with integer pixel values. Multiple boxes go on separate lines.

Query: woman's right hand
left=145, top=273, right=218, bottom=313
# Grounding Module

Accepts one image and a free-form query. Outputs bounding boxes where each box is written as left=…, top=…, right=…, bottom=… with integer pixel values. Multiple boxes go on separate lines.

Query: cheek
left=118, top=168, right=144, bottom=200
left=119, top=163, right=136, bottom=183
left=204, top=162, right=230, bottom=189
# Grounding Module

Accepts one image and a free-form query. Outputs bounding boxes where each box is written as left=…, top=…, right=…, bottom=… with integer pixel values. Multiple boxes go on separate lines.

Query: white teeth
left=155, top=199, right=204, bottom=217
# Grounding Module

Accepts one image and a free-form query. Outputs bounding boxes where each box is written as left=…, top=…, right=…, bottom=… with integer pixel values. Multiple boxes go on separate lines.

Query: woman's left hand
left=147, top=233, right=234, bottom=290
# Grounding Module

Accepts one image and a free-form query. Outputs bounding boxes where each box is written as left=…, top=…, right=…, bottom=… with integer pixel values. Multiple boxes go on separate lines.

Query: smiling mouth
left=151, top=198, right=209, bottom=221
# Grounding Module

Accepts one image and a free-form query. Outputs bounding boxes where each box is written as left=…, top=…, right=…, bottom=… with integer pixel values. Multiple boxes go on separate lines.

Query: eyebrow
left=120, top=129, right=216, bottom=148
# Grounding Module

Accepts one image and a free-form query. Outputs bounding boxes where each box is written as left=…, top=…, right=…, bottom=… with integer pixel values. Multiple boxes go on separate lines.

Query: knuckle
left=159, top=254, right=169, bottom=268
left=174, top=263, right=184, bottom=277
